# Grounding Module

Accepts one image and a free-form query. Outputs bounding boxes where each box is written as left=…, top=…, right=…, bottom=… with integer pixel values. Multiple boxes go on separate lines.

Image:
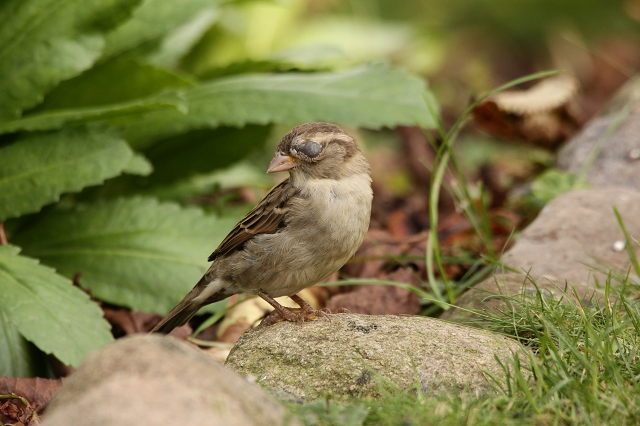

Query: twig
left=0, top=393, right=29, bottom=407
left=0, top=223, right=7, bottom=245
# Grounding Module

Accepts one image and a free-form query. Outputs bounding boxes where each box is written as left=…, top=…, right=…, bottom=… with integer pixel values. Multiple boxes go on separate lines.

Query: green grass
left=286, top=72, right=640, bottom=425
left=287, top=278, right=640, bottom=425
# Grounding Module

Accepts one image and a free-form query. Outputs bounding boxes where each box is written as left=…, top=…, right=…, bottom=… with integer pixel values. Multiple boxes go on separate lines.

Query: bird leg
left=258, top=291, right=329, bottom=326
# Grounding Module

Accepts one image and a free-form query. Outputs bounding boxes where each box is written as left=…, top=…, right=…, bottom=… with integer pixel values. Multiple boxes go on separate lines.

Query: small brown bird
left=152, top=122, right=372, bottom=334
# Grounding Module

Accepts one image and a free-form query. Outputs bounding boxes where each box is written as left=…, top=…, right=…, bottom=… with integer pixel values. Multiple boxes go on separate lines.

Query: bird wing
left=208, top=178, right=300, bottom=261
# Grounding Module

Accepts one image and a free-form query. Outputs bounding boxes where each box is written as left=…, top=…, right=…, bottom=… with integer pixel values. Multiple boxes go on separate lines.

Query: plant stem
left=0, top=223, right=7, bottom=245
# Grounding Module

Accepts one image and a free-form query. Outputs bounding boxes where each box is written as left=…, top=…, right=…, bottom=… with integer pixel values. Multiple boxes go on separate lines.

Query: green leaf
left=0, top=245, right=113, bottom=367
left=196, top=59, right=301, bottom=80
left=123, top=153, right=154, bottom=176
left=13, top=197, right=240, bottom=313
left=0, top=126, right=134, bottom=221
left=88, top=125, right=270, bottom=197
left=103, top=0, right=224, bottom=59
left=0, top=92, right=186, bottom=135
left=0, top=310, right=49, bottom=377
left=0, top=0, right=142, bottom=119
left=142, top=124, right=271, bottom=186
left=147, top=9, right=220, bottom=68
left=35, top=58, right=195, bottom=110
left=150, top=162, right=269, bottom=203
left=0, top=58, right=193, bottom=134
left=124, top=63, right=439, bottom=145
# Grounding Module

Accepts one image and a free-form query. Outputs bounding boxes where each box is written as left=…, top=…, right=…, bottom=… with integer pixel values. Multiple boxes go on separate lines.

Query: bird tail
left=151, top=277, right=229, bottom=334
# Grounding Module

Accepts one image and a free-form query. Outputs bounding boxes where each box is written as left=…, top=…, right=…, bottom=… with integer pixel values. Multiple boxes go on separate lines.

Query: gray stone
left=500, top=188, right=640, bottom=286
left=443, top=188, right=639, bottom=323
left=557, top=78, right=640, bottom=191
left=42, top=335, right=300, bottom=426
left=440, top=274, right=606, bottom=324
left=225, top=313, right=527, bottom=400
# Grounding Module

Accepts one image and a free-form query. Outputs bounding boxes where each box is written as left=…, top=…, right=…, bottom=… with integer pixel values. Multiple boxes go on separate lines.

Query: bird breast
left=296, top=172, right=373, bottom=246
left=276, top=172, right=373, bottom=290
left=219, top=172, right=372, bottom=297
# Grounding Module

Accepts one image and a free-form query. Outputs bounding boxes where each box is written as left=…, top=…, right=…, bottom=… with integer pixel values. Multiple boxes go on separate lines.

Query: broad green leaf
left=179, top=0, right=299, bottom=76
left=0, top=92, right=186, bottom=135
left=150, top=162, right=269, bottom=201
left=0, top=0, right=142, bottom=119
left=81, top=153, right=154, bottom=199
left=124, top=63, right=439, bottom=145
left=147, top=8, right=220, bottom=68
left=284, top=17, right=417, bottom=66
left=0, top=127, right=134, bottom=221
left=196, top=59, right=300, bottom=80
left=13, top=197, right=240, bottom=313
left=88, top=125, right=270, bottom=197
left=0, top=310, right=49, bottom=377
left=0, top=245, right=113, bottom=367
left=123, top=153, right=154, bottom=176
left=0, top=58, right=193, bottom=134
left=103, top=0, right=224, bottom=59
left=142, top=124, right=271, bottom=186
left=178, top=14, right=255, bottom=76
left=35, top=58, right=195, bottom=110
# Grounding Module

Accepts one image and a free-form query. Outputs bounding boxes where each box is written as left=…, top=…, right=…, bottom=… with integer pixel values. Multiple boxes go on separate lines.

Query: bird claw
left=261, top=305, right=329, bottom=326
left=257, top=291, right=331, bottom=326
left=261, top=307, right=331, bottom=326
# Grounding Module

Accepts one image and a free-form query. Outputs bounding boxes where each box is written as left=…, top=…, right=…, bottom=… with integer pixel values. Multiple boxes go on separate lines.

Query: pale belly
left=217, top=174, right=372, bottom=297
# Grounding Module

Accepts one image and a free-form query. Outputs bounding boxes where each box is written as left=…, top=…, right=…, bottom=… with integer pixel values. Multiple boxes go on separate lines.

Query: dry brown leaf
left=0, top=377, right=62, bottom=411
left=472, top=75, right=583, bottom=148
left=325, top=276, right=420, bottom=315
left=0, top=398, right=38, bottom=425
left=438, top=207, right=520, bottom=257
left=103, top=306, right=162, bottom=336
left=387, top=209, right=413, bottom=239
left=1, top=400, right=21, bottom=422
left=0, top=377, right=62, bottom=425
left=327, top=228, right=426, bottom=315
left=491, top=75, right=579, bottom=114
left=204, top=344, right=234, bottom=363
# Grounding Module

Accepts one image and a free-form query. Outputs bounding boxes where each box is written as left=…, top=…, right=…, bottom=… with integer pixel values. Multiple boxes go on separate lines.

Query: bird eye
left=295, top=141, right=322, bottom=158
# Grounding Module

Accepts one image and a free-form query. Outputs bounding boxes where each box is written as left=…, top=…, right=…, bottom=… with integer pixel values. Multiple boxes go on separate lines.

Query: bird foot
left=261, top=306, right=329, bottom=326
left=258, top=291, right=330, bottom=326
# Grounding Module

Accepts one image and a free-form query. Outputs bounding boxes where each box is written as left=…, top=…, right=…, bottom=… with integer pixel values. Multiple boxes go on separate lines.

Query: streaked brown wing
left=208, top=178, right=300, bottom=261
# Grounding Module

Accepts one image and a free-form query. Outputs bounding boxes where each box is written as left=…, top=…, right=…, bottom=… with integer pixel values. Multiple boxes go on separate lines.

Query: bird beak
left=267, top=152, right=298, bottom=173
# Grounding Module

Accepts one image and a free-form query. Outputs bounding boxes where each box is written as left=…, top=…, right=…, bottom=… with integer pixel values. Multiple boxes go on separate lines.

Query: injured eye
left=294, top=141, right=322, bottom=158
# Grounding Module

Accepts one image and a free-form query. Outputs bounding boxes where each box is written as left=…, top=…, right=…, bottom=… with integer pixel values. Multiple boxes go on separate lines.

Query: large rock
left=225, top=314, right=527, bottom=400
left=500, top=188, right=640, bottom=285
left=557, top=78, right=640, bottom=191
left=443, top=188, right=639, bottom=323
left=42, top=335, right=299, bottom=426
left=440, top=274, right=605, bottom=324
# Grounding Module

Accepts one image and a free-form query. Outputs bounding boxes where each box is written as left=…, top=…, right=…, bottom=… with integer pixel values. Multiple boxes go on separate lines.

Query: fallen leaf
left=472, top=75, right=582, bottom=149
left=0, top=377, right=62, bottom=411
left=0, top=377, right=61, bottom=425
left=326, top=277, right=421, bottom=315
left=103, top=305, right=162, bottom=336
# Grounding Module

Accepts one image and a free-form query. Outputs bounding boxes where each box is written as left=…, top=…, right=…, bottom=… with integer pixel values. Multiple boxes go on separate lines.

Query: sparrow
left=152, top=122, right=372, bottom=334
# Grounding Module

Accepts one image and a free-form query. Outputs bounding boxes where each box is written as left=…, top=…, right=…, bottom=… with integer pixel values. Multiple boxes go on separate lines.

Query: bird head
left=267, top=122, right=368, bottom=180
